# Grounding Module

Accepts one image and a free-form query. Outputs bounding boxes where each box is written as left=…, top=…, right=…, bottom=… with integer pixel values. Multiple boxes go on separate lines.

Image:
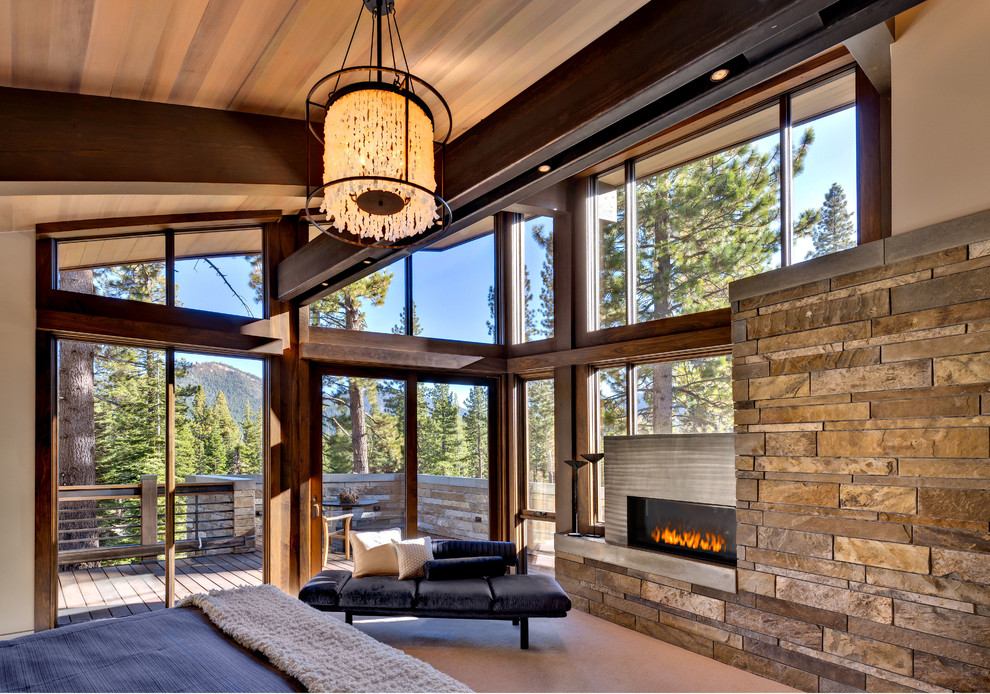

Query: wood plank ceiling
left=0, top=0, right=650, bottom=140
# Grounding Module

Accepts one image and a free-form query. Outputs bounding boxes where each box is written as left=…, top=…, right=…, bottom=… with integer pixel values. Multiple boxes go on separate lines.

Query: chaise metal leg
left=345, top=612, right=353, bottom=625
left=520, top=618, right=529, bottom=649
left=512, top=618, right=519, bottom=626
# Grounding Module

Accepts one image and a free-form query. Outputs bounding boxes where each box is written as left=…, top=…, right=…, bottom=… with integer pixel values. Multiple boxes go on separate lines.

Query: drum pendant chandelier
left=305, top=0, right=452, bottom=248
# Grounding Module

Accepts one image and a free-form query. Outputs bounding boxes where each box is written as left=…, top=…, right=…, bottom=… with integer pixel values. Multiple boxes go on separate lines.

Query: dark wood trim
left=36, top=210, right=283, bottom=239
left=301, top=341, right=506, bottom=374
left=780, top=93, right=794, bottom=267
left=577, top=307, right=731, bottom=348
left=553, top=366, right=575, bottom=534
left=487, top=381, right=500, bottom=541
left=856, top=65, right=892, bottom=244
left=165, top=348, right=176, bottom=607
left=405, top=374, right=419, bottom=538
left=265, top=216, right=310, bottom=594
left=37, top=292, right=279, bottom=353
left=33, top=332, right=57, bottom=631
left=304, top=324, right=505, bottom=358
left=508, top=326, right=731, bottom=373
left=0, top=85, right=311, bottom=187
left=165, top=231, right=176, bottom=309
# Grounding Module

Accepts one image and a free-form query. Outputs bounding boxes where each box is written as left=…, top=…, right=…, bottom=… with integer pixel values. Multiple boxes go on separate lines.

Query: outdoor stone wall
left=557, top=218, right=990, bottom=692
left=417, top=475, right=489, bottom=540
left=321, top=473, right=491, bottom=540
left=183, top=475, right=257, bottom=556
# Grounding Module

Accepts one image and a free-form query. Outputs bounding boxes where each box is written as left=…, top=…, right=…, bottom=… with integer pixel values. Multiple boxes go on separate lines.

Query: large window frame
left=591, top=67, right=858, bottom=332
left=310, top=363, right=501, bottom=541
left=54, top=225, right=266, bottom=319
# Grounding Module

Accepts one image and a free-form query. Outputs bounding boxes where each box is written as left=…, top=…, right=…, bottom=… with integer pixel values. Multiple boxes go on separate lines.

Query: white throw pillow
left=351, top=528, right=402, bottom=578
left=392, top=537, right=434, bottom=580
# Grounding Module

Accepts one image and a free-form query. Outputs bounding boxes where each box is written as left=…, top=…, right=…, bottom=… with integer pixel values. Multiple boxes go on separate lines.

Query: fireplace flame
left=651, top=523, right=727, bottom=553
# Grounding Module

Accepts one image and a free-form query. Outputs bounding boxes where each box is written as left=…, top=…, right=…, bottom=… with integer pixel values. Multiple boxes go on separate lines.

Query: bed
left=0, top=585, right=470, bottom=693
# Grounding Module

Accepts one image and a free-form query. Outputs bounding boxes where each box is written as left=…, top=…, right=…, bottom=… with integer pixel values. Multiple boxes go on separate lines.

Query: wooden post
left=139, top=475, right=158, bottom=553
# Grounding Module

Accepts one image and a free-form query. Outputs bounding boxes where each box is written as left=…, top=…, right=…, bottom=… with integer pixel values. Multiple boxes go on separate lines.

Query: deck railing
left=57, top=476, right=256, bottom=566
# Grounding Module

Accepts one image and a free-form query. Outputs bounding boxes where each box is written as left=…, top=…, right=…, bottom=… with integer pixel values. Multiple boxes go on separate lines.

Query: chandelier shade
left=305, top=1, right=452, bottom=249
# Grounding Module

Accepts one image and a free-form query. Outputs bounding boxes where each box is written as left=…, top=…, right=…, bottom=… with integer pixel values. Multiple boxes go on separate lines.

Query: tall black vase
left=563, top=459, right=589, bottom=537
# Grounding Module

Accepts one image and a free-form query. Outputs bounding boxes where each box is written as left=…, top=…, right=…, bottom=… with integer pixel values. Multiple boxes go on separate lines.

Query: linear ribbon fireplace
left=627, top=496, right=736, bottom=565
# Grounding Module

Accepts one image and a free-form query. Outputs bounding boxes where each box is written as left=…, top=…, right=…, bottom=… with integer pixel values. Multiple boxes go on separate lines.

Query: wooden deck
left=58, top=547, right=554, bottom=626
left=57, top=550, right=263, bottom=626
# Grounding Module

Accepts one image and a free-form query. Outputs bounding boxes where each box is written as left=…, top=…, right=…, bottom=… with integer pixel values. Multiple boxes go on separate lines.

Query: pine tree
left=460, top=386, right=488, bottom=478
left=525, top=380, right=555, bottom=485
left=627, top=128, right=817, bottom=431
left=212, top=390, right=240, bottom=474
left=803, top=182, right=855, bottom=258
left=237, top=408, right=263, bottom=475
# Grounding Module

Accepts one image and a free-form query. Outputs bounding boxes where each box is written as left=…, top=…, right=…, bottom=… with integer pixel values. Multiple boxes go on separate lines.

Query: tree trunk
left=343, top=297, right=370, bottom=474
left=57, top=270, right=99, bottom=567
left=476, top=426, right=484, bottom=479
left=651, top=361, right=674, bottom=433
left=649, top=207, right=675, bottom=432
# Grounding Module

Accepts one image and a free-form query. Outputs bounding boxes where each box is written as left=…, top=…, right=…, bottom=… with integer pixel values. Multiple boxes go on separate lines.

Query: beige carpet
left=333, top=610, right=797, bottom=693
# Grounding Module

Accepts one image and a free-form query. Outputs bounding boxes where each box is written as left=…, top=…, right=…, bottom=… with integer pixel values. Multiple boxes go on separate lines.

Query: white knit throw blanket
left=179, top=584, right=471, bottom=693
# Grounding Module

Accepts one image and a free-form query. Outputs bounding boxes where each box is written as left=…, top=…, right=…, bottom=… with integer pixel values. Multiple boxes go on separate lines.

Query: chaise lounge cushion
left=423, top=556, right=507, bottom=581
left=297, top=569, right=351, bottom=608
left=432, top=540, right=517, bottom=567
left=338, top=576, right=417, bottom=610
left=488, top=574, right=571, bottom=615
left=415, top=579, right=493, bottom=613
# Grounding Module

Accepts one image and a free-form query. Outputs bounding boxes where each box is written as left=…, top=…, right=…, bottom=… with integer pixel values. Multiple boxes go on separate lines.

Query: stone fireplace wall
left=556, top=215, right=990, bottom=692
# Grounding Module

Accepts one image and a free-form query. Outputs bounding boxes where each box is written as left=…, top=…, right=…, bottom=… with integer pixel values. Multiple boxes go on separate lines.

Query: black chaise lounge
left=299, top=539, right=570, bottom=649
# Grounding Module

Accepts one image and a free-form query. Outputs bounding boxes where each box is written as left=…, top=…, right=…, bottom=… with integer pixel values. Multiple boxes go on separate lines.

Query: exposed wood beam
left=0, top=86, right=314, bottom=188
left=36, top=291, right=282, bottom=353
left=507, top=326, right=730, bottom=373
left=278, top=0, right=923, bottom=304
left=843, top=20, right=894, bottom=93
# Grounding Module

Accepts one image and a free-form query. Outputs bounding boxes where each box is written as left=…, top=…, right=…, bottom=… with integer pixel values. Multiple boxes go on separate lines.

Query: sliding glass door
left=316, top=367, right=495, bottom=556
left=417, top=380, right=492, bottom=541
left=55, top=340, right=265, bottom=625
left=319, top=374, right=407, bottom=550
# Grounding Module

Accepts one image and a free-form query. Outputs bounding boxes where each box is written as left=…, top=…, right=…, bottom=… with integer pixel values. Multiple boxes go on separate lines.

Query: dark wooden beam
left=37, top=291, right=281, bottom=353
left=0, top=86, right=313, bottom=187
left=856, top=65, right=892, bottom=244
left=507, top=326, right=730, bottom=373
left=301, top=341, right=506, bottom=374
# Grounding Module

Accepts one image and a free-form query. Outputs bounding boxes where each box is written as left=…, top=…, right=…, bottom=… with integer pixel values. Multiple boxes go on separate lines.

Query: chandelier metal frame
left=304, top=0, right=453, bottom=249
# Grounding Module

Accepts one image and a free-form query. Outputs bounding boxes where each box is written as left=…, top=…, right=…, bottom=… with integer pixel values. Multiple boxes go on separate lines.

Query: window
left=791, top=73, right=857, bottom=260
left=522, top=216, right=554, bottom=342
left=595, top=166, right=627, bottom=328
left=413, top=233, right=496, bottom=343
left=56, top=227, right=264, bottom=318
left=309, top=220, right=497, bottom=344
left=635, top=355, right=733, bottom=434
left=310, top=259, right=407, bottom=333
left=174, top=229, right=263, bottom=317
left=592, top=70, right=857, bottom=329
left=58, top=234, right=166, bottom=304
left=524, top=378, right=555, bottom=513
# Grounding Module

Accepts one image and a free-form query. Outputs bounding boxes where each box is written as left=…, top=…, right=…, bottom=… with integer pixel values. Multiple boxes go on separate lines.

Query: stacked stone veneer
left=557, top=220, right=990, bottom=692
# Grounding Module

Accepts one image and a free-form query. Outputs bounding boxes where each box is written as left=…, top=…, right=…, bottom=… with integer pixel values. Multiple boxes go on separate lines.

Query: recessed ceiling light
left=537, top=164, right=552, bottom=174
left=710, top=68, right=730, bottom=82
left=362, top=259, right=374, bottom=264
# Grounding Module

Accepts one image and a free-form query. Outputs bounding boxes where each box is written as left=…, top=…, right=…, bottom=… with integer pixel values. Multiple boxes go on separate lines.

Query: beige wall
left=891, top=0, right=990, bottom=234
left=0, top=232, right=36, bottom=638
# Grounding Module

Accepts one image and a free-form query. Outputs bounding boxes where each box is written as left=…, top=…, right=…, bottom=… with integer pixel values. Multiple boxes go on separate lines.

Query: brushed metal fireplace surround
left=603, top=433, right=735, bottom=546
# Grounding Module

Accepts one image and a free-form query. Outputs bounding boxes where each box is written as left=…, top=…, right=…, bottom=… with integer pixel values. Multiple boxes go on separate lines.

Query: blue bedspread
left=0, top=607, right=299, bottom=693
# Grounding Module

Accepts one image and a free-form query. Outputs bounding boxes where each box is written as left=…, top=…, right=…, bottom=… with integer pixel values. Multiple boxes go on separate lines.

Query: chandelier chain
left=334, top=2, right=366, bottom=94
